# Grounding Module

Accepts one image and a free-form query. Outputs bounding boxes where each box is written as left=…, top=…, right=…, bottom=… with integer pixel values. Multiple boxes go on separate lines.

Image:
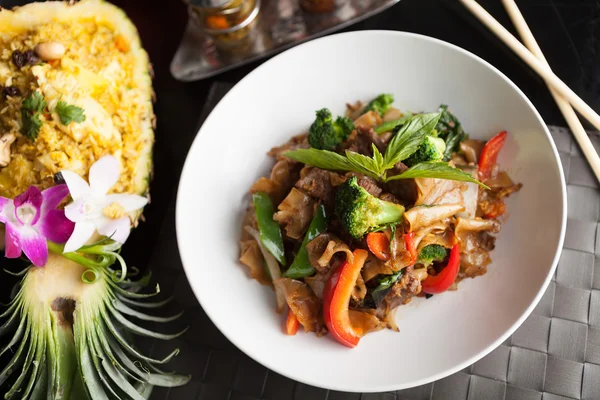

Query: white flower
left=61, top=155, right=148, bottom=253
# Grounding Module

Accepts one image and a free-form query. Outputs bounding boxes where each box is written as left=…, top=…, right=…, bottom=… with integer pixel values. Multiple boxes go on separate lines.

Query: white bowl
left=176, top=30, right=566, bottom=392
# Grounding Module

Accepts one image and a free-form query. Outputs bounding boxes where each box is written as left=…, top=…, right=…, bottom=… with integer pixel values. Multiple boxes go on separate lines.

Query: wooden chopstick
left=500, top=0, right=600, bottom=182
left=459, top=0, right=600, bottom=133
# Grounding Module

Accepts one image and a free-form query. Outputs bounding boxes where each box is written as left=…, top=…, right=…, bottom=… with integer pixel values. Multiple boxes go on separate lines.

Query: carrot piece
left=285, top=309, right=299, bottom=335
left=366, top=232, right=391, bottom=261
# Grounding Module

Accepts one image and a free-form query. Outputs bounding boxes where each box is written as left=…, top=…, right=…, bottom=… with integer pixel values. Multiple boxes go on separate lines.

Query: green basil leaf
left=370, top=271, right=402, bottom=305
left=283, top=148, right=354, bottom=171
left=284, top=204, right=329, bottom=278
left=383, top=113, right=441, bottom=169
left=371, top=144, right=385, bottom=172
left=436, top=105, right=466, bottom=161
left=344, top=150, right=382, bottom=180
left=373, top=113, right=413, bottom=134
left=284, top=148, right=384, bottom=179
left=385, top=161, right=489, bottom=189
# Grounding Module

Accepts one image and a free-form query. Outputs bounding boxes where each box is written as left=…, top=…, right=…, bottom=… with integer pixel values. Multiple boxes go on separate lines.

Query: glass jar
left=187, top=0, right=260, bottom=50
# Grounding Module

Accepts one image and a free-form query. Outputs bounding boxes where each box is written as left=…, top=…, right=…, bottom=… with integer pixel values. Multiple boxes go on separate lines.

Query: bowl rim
left=175, top=29, right=568, bottom=392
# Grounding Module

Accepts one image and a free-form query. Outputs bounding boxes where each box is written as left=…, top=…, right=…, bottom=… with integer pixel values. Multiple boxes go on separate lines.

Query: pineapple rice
left=0, top=1, right=154, bottom=200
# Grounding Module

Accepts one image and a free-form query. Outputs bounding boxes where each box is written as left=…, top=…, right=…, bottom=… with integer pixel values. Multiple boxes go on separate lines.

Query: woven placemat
left=147, top=82, right=600, bottom=400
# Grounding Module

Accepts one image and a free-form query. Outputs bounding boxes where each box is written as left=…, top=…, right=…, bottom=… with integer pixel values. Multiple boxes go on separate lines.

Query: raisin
left=24, top=50, right=39, bottom=65
left=11, top=50, right=25, bottom=68
left=1, top=86, right=20, bottom=98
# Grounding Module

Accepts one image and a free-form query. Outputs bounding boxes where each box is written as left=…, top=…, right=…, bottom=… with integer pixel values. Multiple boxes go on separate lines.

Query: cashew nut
left=0, top=133, right=16, bottom=167
left=34, top=42, right=66, bottom=61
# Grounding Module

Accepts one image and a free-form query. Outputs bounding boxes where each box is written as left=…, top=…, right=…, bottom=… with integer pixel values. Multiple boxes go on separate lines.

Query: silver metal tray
left=170, top=0, right=400, bottom=81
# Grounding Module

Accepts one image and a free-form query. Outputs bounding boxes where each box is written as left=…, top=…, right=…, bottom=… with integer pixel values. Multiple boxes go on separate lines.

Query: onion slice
left=245, top=226, right=286, bottom=313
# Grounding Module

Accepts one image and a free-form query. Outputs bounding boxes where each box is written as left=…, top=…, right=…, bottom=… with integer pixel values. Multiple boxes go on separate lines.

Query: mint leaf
left=283, top=148, right=354, bottom=171
left=385, top=161, right=489, bottom=188
left=55, top=100, right=86, bottom=125
left=20, top=91, right=47, bottom=141
left=383, top=113, right=441, bottom=169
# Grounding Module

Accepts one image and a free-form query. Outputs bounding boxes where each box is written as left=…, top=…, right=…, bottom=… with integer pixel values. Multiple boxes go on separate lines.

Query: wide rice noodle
left=404, top=204, right=464, bottom=232
left=412, top=221, right=447, bottom=251
left=239, top=239, right=271, bottom=286
left=306, top=233, right=354, bottom=269
left=454, top=217, right=500, bottom=251
left=416, top=230, right=455, bottom=253
left=273, top=278, right=323, bottom=333
left=415, top=177, right=465, bottom=206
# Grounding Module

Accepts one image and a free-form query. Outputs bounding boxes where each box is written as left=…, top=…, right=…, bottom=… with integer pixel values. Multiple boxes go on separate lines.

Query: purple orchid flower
left=0, top=185, right=74, bottom=267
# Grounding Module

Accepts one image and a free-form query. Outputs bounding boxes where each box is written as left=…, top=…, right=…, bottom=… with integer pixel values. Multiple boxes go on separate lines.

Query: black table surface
left=1, top=0, right=599, bottom=399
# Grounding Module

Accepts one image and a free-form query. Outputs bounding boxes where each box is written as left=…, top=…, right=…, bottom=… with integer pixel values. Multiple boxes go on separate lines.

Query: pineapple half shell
left=0, top=1, right=188, bottom=399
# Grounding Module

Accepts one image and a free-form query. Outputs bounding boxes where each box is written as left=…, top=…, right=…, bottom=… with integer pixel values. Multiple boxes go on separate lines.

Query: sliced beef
left=458, top=231, right=496, bottom=280
left=384, top=269, right=421, bottom=309
left=379, top=192, right=400, bottom=204
left=375, top=268, right=421, bottom=319
left=355, top=174, right=382, bottom=197
left=268, top=133, right=309, bottom=160
left=341, top=126, right=386, bottom=156
left=385, top=163, right=418, bottom=204
left=295, top=167, right=342, bottom=207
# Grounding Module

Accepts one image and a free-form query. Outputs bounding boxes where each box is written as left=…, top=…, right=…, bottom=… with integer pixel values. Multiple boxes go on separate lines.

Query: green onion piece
left=253, top=192, right=286, bottom=265
left=284, top=204, right=329, bottom=278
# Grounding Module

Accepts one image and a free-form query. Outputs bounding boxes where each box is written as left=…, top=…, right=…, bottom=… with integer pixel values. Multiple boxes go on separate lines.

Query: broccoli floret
left=364, top=94, right=394, bottom=117
left=418, top=244, right=448, bottom=266
left=335, top=176, right=405, bottom=239
left=308, top=108, right=355, bottom=151
left=403, top=136, right=446, bottom=167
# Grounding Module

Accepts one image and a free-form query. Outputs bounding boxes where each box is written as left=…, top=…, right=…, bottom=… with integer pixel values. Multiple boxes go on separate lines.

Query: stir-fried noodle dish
left=239, top=95, right=522, bottom=348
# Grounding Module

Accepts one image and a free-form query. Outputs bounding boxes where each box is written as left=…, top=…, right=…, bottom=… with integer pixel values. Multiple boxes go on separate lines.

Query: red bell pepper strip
left=366, top=232, right=391, bottom=261
left=285, top=309, right=299, bottom=335
left=478, top=131, right=507, bottom=180
left=404, top=232, right=417, bottom=266
left=421, top=244, right=460, bottom=295
left=323, top=249, right=369, bottom=348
